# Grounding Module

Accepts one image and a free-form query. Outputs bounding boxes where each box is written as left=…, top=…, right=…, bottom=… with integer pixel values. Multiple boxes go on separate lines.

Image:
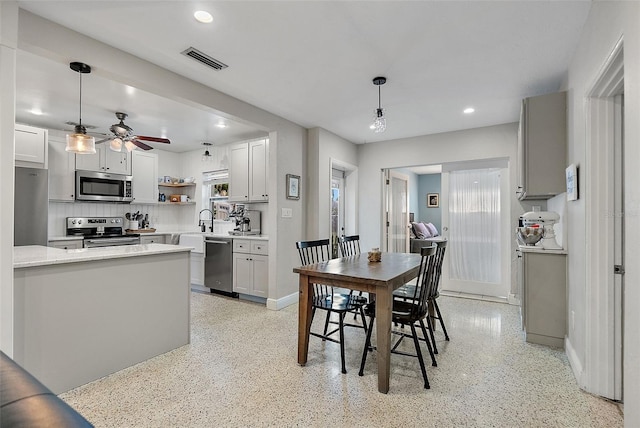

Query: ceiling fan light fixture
left=109, top=137, right=123, bottom=152
left=371, top=76, right=387, bottom=134
left=66, top=62, right=96, bottom=154
left=194, top=10, right=213, bottom=24
left=124, top=140, right=137, bottom=152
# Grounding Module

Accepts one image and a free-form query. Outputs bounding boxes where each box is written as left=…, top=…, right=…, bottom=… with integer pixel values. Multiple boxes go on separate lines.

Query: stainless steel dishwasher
left=204, top=237, right=235, bottom=296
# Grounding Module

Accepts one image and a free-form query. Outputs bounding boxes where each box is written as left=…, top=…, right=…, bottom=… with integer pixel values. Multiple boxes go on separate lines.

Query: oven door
left=84, top=236, right=140, bottom=248
left=76, top=170, right=133, bottom=203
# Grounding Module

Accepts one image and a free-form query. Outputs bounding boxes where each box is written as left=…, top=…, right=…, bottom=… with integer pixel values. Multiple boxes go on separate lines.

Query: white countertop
left=518, top=244, right=567, bottom=255
left=49, top=231, right=269, bottom=242
left=14, top=244, right=192, bottom=269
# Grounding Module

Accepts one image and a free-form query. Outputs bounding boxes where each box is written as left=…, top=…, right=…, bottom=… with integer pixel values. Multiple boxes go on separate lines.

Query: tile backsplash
left=49, top=202, right=197, bottom=237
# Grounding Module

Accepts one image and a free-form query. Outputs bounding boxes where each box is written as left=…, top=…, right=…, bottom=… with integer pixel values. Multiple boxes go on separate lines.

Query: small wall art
left=286, top=174, right=300, bottom=200
left=427, top=193, right=439, bottom=208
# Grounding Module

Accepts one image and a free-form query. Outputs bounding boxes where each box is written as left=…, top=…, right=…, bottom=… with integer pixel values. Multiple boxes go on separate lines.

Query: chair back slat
left=296, top=239, right=332, bottom=299
left=402, top=245, right=437, bottom=319
left=429, top=240, right=447, bottom=299
left=338, top=235, right=361, bottom=257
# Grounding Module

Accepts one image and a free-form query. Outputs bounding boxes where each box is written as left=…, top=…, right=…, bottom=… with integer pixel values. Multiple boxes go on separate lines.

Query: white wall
left=561, top=2, right=640, bottom=423
left=306, top=127, right=358, bottom=240
left=357, top=123, right=520, bottom=253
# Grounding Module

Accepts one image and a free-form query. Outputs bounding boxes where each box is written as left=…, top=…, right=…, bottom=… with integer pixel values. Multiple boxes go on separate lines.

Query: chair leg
left=418, top=319, right=437, bottom=367
left=359, top=306, right=368, bottom=333
left=425, top=314, right=439, bottom=354
left=323, top=310, right=331, bottom=340
left=359, top=313, right=375, bottom=376
left=339, top=313, right=347, bottom=374
left=410, top=323, right=430, bottom=389
left=433, top=299, right=450, bottom=341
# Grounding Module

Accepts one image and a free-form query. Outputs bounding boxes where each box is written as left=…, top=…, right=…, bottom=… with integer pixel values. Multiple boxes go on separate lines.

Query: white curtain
left=389, top=175, right=407, bottom=253
left=449, top=168, right=501, bottom=283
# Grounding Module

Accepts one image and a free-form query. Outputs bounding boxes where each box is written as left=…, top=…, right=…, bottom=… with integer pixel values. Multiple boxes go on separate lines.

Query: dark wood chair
left=295, top=239, right=368, bottom=374
left=359, top=245, right=438, bottom=389
left=338, top=234, right=360, bottom=257
left=393, top=239, right=448, bottom=358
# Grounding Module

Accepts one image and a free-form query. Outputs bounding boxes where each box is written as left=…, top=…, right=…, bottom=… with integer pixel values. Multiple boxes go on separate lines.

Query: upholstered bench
left=0, top=351, right=93, bottom=427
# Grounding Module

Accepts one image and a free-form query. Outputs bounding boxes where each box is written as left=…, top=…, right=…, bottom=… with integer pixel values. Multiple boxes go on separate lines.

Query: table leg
left=297, top=274, right=312, bottom=366
left=376, top=284, right=392, bottom=393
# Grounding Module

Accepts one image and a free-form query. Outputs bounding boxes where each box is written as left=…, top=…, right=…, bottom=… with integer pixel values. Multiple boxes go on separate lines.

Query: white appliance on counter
left=520, top=210, right=561, bottom=250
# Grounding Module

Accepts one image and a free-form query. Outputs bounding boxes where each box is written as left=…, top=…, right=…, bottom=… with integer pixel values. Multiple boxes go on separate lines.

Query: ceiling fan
left=97, top=112, right=171, bottom=151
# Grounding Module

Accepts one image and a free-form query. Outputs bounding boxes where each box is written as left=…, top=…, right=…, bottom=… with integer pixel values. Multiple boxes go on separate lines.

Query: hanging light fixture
left=66, top=62, right=96, bottom=154
left=201, top=142, right=213, bottom=162
left=371, top=76, right=387, bottom=133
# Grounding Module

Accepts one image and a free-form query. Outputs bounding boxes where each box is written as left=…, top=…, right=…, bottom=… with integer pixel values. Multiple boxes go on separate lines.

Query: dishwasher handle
left=205, top=239, right=231, bottom=245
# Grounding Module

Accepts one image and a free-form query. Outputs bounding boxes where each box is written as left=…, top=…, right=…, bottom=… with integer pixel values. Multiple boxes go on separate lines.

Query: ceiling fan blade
left=132, top=139, right=153, bottom=150
left=135, top=135, right=171, bottom=144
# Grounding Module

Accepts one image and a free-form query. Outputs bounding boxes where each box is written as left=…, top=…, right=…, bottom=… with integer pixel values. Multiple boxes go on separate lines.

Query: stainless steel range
left=66, top=217, right=141, bottom=248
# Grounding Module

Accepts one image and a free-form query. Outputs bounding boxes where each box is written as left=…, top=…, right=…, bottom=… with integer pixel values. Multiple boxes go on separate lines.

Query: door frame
left=582, top=36, right=624, bottom=400
left=381, top=169, right=409, bottom=253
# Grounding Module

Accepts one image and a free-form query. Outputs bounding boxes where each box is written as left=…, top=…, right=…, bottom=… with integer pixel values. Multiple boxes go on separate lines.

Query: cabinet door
left=75, top=145, right=104, bottom=172
left=249, top=139, right=268, bottom=201
left=131, top=150, right=158, bottom=204
left=15, top=124, right=47, bottom=167
left=251, top=255, right=268, bottom=297
left=105, top=148, right=131, bottom=175
left=191, top=253, right=204, bottom=286
left=48, top=137, right=76, bottom=201
left=229, top=143, right=249, bottom=202
left=233, top=253, right=253, bottom=294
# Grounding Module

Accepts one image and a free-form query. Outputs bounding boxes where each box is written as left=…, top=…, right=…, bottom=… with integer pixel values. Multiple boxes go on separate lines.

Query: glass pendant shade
left=373, top=108, right=386, bottom=133
left=66, top=131, right=96, bottom=154
left=109, top=138, right=123, bottom=152
left=124, top=140, right=137, bottom=152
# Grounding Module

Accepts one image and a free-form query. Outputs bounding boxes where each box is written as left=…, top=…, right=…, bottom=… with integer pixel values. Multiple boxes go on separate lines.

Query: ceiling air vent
left=181, top=47, right=228, bottom=71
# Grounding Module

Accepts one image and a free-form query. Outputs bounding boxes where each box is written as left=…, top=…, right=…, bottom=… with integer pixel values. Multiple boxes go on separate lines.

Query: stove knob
left=77, top=220, right=82, bottom=225
left=115, top=219, right=121, bottom=223
left=71, top=219, right=76, bottom=225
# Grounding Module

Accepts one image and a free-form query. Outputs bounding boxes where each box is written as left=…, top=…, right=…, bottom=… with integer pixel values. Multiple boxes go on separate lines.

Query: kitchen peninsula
left=13, top=243, right=191, bottom=394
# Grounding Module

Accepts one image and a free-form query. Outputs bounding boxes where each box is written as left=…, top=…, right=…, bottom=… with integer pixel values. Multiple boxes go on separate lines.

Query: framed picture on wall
left=286, top=174, right=300, bottom=200
left=427, top=193, right=439, bottom=208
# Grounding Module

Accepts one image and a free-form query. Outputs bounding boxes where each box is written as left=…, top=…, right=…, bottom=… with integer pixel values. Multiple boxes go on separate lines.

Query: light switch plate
left=281, top=208, right=293, bottom=218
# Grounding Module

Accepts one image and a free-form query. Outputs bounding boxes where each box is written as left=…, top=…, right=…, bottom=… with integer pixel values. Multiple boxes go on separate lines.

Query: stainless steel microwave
left=75, top=170, right=133, bottom=203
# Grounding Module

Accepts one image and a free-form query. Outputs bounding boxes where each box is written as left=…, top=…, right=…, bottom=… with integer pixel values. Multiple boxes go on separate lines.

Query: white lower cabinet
left=48, top=239, right=84, bottom=250
left=233, top=239, right=268, bottom=298
left=191, top=253, right=205, bottom=286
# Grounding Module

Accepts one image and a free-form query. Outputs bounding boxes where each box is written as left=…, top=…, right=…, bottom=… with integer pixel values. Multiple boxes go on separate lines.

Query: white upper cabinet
left=76, top=144, right=132, bottom=175
left=131, top=150, right=158, bottom=204
left=48, top=135, right=76, bottom=201
left=229, top=142, right=250, bottom=202
left=229, top=138, right=268, bottom=203
left=15, top=124, right=48, bottom=168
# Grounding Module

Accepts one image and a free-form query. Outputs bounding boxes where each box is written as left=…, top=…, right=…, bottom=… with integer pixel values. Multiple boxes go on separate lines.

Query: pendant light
left=202, top=142, right=213, bottom=162
left=371, top=76, right=387, bottom=133
left=66, top=62, right=96, bottom=154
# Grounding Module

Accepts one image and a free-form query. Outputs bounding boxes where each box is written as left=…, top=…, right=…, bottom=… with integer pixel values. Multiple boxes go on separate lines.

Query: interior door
left=613, top=94, right=624, bottom=401
left=383, top=170, right=409, bottom=253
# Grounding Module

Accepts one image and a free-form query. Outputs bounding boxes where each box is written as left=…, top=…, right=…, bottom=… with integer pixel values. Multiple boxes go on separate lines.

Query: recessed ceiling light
left=463, top=107, right=475, bottom=114
left=29, top=107, right=43, bottom=116
left=194, top=10, right=213, bottom=24
left=215, top=121, right=227, bottom=129
left=369, top=124, right=375, bottom=130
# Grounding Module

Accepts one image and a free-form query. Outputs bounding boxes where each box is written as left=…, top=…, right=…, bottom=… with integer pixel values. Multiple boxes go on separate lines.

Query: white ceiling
left=15, top=1, right=591, bottom=152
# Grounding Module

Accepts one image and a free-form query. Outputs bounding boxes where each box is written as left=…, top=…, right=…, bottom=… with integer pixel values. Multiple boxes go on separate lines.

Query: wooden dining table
left=294, top=251, right=422, bottom=393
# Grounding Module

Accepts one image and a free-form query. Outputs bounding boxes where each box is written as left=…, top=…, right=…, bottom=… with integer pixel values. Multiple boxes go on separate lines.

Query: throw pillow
left=413, top=222, right=430, bottom=239
left=425, top=222, right=439, bottom=237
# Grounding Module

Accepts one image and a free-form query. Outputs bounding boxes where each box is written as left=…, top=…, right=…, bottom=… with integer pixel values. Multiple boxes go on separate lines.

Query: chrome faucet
left=198, top=209, right=214, bottom=232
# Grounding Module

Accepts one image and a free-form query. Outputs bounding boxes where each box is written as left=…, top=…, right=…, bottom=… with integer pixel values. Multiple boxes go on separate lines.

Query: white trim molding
left=266, top=292, right=298, bottom=311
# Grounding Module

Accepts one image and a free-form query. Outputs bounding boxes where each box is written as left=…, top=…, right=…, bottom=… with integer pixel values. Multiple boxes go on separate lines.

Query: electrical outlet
left=281, top=208, right=293, bottom=218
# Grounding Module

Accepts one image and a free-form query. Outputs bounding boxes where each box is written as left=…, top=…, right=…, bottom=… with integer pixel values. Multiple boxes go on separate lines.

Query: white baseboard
left=266, top=292, right=298, bottom=311
left=565, top=336, right=585, bottom=388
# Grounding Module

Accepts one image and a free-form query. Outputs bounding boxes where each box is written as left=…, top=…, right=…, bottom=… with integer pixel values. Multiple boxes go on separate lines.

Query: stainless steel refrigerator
left=14, top=167, right=48, bottom=246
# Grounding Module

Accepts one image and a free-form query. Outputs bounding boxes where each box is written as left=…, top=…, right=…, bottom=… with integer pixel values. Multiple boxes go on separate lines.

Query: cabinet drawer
left=251, top=241, right=268, bottom=255
left=48, top=240, right=84, bottom=250
left=140, top=235, right=166, bottom=245
left=233, top=239, right=251, bottom=253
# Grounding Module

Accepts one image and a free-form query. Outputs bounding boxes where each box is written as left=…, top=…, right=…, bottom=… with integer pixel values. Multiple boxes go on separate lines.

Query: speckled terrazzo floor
left=59, top=292, right=623, bottom=427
